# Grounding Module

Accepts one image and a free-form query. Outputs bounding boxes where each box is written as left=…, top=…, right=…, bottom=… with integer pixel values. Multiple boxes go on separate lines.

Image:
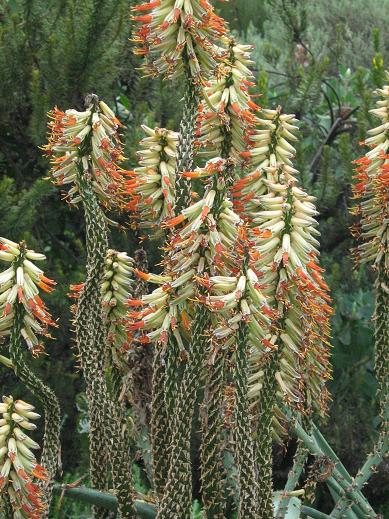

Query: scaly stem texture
left=109, top=400, right=137, bottom=518
left=10, top=304, right=61, bottom=518
left=256, top=352, right=279, bottom=518
left=157, top=304, right=210, bottom=519
left=76, top=172, right=110, bottom=494
left=200, top=348, right=227, bottom=519
left=174, top=70, right=200, bottom=212
left=374, top=270, right=389, bottom=423
left=76, top=172, right=137, bottom=518
left=164, top=334, right=182, bottom=417
left=150, top=346, right=170, bottom=497
left=233, top=320, right=258, bottom=519
left=150, top=67, right=199, bottom=500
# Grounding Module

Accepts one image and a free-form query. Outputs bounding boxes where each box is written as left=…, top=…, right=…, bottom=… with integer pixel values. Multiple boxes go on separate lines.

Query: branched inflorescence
left=130, top=2, right=334, bottom=517
left=0, top=396, right=47, bottom=519
left=351, top=82, right=389, bottom=421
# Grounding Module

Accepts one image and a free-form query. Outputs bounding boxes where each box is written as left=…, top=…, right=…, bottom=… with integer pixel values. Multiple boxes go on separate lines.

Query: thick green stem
left=233, top=320, right=258, bottom=519
left=256, top=352, right=279, bottom=518
left=374, top=272, right=389, bottom=422
left=149, top=65, right=199, bottom=503
left=52, top=485, right=156, bottom=518
left=75, top=173, right=110, bottom=495
left=9, top=304, right=61, bottom=517
left=156, top=304, right=210, bottom=519
left=276, top=441, right=309, bottom=519
left=200, top=348, right=227, bottom=519
left=174, top=70, right=200, bottom=212
left=291, top=421, right=377, bottom=518
left=164, top=334, right=183, bottom=417
left=76, top=171, right=137, bottom=518
left=109, top=401, right=137, bottom=518
left=150, top=346, right=170, bottom=498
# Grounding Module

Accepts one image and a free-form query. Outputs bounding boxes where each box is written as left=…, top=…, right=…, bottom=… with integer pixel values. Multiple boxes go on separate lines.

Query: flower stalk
left=44, top=96, right=137, bottom=518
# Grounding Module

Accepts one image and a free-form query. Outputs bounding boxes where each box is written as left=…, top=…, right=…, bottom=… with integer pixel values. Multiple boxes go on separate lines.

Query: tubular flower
left=250, top=178, right=331, bottom=417
left=101, top=250, right=135, bottom=354
left=0, top=238, right=56, bottom=356
left=0, top=395, right=47, bottom=518
left=128, top=168, right=243, bottom=346
left=233, top=108, right=332, bottom=418
left=233, top=106, right=299, bottom=217
left=127, top=271, right=194, bottom=349
left=131, top=0, right=227, bottom=83
left=351, top=84, right=389, bottom=272
left=200, top=269, right=273, bottom=341
left=196, top=37, right=259, bottom=160
left=44, top=100, right=128, bottom=209
left=127, top=126, right=178, bottom=233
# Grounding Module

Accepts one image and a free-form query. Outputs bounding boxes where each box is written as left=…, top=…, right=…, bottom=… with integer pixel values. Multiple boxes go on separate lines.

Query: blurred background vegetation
left=0, top=0, right=388, bottom=516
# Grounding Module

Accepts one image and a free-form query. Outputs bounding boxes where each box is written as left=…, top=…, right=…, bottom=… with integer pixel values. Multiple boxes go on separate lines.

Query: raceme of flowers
left=101, top=250, right=135, bottom=354
left=196, top=37, right=260, bottom=161
left=232, top=109, right=332, bottom=418
left=0, top=395, right=46, bottom=519
left=351, top=82, right=389, bottom=273
left=0, top=238, right=56, bottom=356
left=127, top=126, right=178, bottom=233
left=44, top=100, right=128, bottom=209
left=233, top=107, right=299, bottom=217
left=132, top=0, right=227, bottom=82
left=127, top=158, right=242, bottom=347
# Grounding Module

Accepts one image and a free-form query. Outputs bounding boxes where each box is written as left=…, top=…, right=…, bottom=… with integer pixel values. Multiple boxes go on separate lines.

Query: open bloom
left=126, top=126, right=178, bottom=233
left=351, top=83, right=389, bottom=273
left=0, top=395, right=47, bottom=518
left=132, top=0, right=226, bottom=82
left=0, top=238, right=56, bottom=356
left=196, top=37, right=260, bottom=160
left=44, top=100, right=128, bottom=209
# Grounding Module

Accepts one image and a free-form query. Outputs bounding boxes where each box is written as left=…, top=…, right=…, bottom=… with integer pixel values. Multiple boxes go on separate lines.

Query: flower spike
left=44, top=99, right=128, bottom=210
left=197, top=37, right=259, bottom=160
left=101, top=250, right=135, bottom=354
left=132, top=0, right=227, bottom=83
left=351, top=83, right=389, bottom=273
left=127, top=126, right=178, bottom=234
left=0, top=238, right=56, bottom=356
left=0, top=395, right=47, bottom=518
